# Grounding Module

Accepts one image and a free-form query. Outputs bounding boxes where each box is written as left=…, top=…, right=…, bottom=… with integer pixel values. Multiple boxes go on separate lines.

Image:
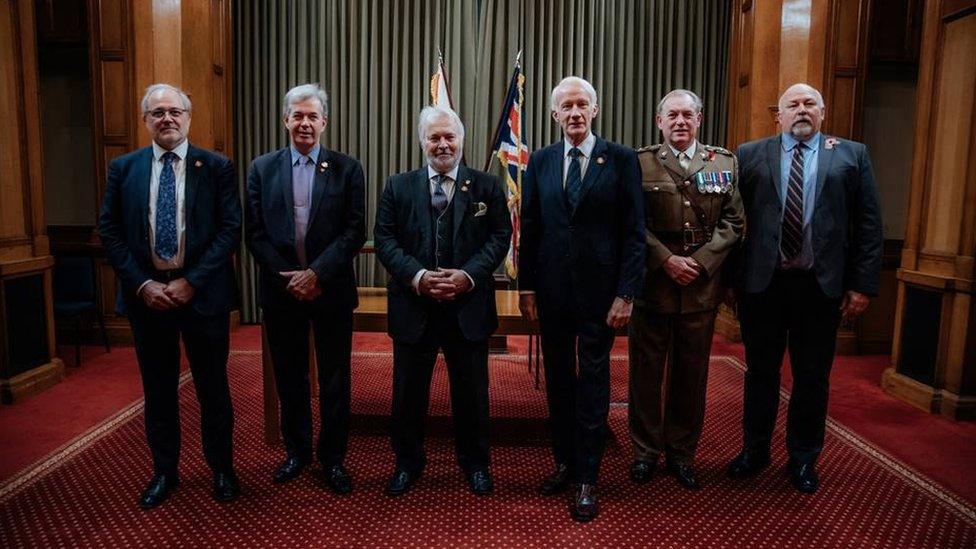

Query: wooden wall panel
left=98, top=0, right=124, bottom=49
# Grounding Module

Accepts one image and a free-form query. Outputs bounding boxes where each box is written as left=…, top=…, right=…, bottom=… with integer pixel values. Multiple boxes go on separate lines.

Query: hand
left=606, top=297, right=633, bottom=329
left=141, top=280, right=177, bottom=311
left=435, top=269, right=473, bottom=300
left=281, top=269, right=320, bottom=300
left=663, top=255, right=701, bottom=286
left=519, top=293, right=538, bottom=322
left=163, top=278, right=195, bottom=306
left=418, top=270, right=456, bottom=300
left=840, top=290, right=870, bottom=322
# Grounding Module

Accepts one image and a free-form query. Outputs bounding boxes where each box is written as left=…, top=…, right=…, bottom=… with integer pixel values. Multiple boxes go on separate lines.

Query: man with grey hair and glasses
left=375, top=106, right=511, bottom=496
left=99, top=83, right=242, bottom=508
left=244, top=83, right=366, bottom=494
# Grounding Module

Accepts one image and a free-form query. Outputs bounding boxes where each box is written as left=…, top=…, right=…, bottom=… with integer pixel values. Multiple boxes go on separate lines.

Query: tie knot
left=795, top=142, right=808, bottom=152
left=569, top=147, right=582, bottom=159
left=162, top=151, right=177, bottom=164
left=301, top=155, right=313, bottom=166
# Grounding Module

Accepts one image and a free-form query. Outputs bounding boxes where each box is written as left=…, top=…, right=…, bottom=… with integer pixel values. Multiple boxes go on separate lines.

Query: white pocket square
left=474, top=202, right=488, bottom=217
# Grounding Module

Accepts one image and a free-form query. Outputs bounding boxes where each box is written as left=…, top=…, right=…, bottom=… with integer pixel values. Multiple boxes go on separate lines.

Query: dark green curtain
left=234, top=0, right=732, bottom=321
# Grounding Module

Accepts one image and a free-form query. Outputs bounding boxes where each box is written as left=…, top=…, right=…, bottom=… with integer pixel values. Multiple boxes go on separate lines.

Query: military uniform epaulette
left=703, top=145, right=733, bottom=156
left=636, top=144, right=662, bottom=154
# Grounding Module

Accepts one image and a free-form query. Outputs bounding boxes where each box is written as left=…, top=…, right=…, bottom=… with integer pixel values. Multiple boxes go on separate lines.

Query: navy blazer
left=736, top=135, right=883, bottom=298
left=374, top=166, right=512, bottom=343
left=97, top=144, right=242, bottom=316
left=518, top=136, right=645, bottom=321
left=244, top=145, right=366, bottom=311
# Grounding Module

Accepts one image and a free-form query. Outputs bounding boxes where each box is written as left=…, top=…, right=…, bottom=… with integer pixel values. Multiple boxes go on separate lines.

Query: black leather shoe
left=789, top=461, right=819, bottom=494
left=138, top=473, right=179, bottom=509
left=727, top=451, right=771, bottom=479
left=538, top=463, right=571, bottom=495
left=467, top=469, right=494, bottom=495
left=630, top=459, right=657, bottom=484
left=569, top=483, right=599, bottom=523
left=212, top=471, right=240, bottom=502
left=667, top=461, right=700, bottom=490
left=273, top=457, right=307, bottom=484
left=323, top=464, right=353, bottom=495
left=385, top=469, right=420, bottom=496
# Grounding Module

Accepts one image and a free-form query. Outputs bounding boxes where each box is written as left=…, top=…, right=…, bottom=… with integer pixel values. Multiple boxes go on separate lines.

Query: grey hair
left=656, top=89, right=703, bottom=115
left=282, top=83, right=330, bottom=118
left=141, top=83, right=192, bottom=113
left=550, top=76, right=598, bottom=111
left=417, top=106, right=465, bottom=147
left=779, top=83, right=825, bottom=108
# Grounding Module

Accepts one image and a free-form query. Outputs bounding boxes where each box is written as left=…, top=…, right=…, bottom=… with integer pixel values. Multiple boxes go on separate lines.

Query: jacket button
left=683, top=200, right=691, bottom=207
left=684, top=222, right=691, bottom=228
left=652, top=186, right=660, bottom=191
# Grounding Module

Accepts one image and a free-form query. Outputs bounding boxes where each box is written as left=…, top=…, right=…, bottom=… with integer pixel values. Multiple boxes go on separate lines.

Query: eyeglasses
left=146, top=108, right=188, bottom=120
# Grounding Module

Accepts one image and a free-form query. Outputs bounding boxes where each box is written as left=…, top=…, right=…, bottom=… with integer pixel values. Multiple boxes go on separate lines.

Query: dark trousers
left=391, top=307, right=490, bottom=475
left=628, top=308, right=717, bottom=465
left=263, top=305, right=353, bottom=467
left=737, top=270, right=842, bottom=464
left=127, top=302, right=233, bottom=476
left=539, top=314, right=615, bottom=485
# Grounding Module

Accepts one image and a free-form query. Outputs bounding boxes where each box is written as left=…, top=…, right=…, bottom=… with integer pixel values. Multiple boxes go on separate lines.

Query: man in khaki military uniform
left=629, top=89, right=744, bottom=490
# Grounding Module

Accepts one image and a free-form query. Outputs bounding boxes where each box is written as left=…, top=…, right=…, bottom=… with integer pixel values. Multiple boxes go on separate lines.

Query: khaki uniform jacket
left=636, top=143, right=744, bottom=314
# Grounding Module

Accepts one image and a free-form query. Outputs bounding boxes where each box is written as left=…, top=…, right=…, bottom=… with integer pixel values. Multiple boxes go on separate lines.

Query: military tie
left=781, top=142, right=807, bottom=261
left=679, top=151, right=691, bottom=171
left=565, top=147, right=583, bottom=210
left=432, top=174, right=449, bottom=215
left=154, top=151, right=178, bottom=260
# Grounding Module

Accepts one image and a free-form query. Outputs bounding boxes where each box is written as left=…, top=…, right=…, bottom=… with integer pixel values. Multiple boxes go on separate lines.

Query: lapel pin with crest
left=319, top=161, right=329, bottom=173
left=825, top=137, right=839, bottom=150
left=194, top=159, right=203, bottom=168
left=659, top=150, right=668, bottom=159
left=596, top=156, right=605, bottom=165
left=461, top=179, right=470, bottom=192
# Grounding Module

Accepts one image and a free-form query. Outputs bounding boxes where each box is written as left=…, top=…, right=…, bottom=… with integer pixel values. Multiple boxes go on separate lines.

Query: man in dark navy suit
left=374, top=106, right=511, bottom=496
left=518, top=76, right=645, bottom=522
left=728, top=83, right=883, bottom=493
left=98, top=83, right=242, bottom=508
left=244, top=83, right=366, bottom=494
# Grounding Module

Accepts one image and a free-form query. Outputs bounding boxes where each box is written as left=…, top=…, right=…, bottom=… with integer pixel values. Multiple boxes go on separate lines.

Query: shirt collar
left=781, top=131, right=821, bottom=152
left=564, top=132, right=596, bottom=158
left=427, top=164, right=460, bottom=182
left=290, top=145, right=320, bottom=166
left=668, top=140, right=698, bottom=159
left=152, top=139, right=189, bottom=161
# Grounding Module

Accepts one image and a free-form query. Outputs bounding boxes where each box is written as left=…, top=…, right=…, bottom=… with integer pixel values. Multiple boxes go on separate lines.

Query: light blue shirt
left=289, top=146, right=319, bottom=266
left=779, top=132, right=820, bottom=270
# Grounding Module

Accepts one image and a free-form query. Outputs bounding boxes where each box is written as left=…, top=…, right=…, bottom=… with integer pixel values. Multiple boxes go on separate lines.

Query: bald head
left=777, top=83, right=826, bottom=140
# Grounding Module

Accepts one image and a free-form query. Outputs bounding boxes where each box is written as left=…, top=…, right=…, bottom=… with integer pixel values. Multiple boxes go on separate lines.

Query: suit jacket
left=736, top=134, right=883, bottom=298
left=97, top=143, right=241, bottom=317
left=244, top=145, right=366, bottom=311
left=518, top=136, right=646, bottom=321
left=374, top=166, right=512, bottom=343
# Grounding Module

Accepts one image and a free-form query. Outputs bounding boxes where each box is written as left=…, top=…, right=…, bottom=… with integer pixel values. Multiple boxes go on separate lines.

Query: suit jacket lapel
left=813, top=135, right=834, bottom=213
left=183, top=145, right=201, bottom=223
left=415, top=169, right=433, bottom=253
left=278, top=149, right=296, bottom=241
left=135, top=148, right=153, bottom=240
left=573, top=137, right=608, bottom=215
left=452, top=166, right=471, bottom=244
left=767, top=136, right=784, bottom=202
left=307, top=145, right=330, bottom=225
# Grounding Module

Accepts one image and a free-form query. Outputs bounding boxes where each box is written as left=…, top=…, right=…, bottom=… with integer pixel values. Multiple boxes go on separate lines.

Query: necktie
left=565, top=147, right=583, bottom=209
left=294, top=156, right=312, bottom=266
left=155, top=151, right=178, bottom=260
left=432, top=174, right=449, bottom=215
left=679, top=152, right=691, bottom=171
left=781, top=143, right=806, bottom=261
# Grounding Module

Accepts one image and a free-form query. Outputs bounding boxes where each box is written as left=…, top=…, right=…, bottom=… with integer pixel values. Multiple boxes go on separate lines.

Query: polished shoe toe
left=212, top=471, right=240, bottom=502
left=467, top=469, right=494, bottom=495
left=385, top=469, right=420, bottom=496
left=630, top=459, right=657, bottom=484
left=324, top=464, right=353, bottom=495
left=727, top=451, right=771, bottom=479
left=538, top=464, right=571, bottom=496
left=789, top=462, right=820, bottom=494
left=138, top=473, right=179, bottom=509
left=569, top=484, right=599, bottom=523
left=667, top=461, right=700, bottom=490
left=273, top=457, right=307, bottom=484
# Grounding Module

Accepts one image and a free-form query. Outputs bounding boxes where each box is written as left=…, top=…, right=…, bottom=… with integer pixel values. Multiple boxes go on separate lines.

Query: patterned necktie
left=155, top=151, right=178, bottom=260
left=781, top=142, right=807, bottom=261
left=432, top=174, right=449, bottom=215
left=565, top=147, right=583, bottom=209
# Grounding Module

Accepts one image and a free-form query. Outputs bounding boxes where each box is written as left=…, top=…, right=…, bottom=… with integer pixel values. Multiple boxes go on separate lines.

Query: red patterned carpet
left=0, top=351, right=974, bottom=548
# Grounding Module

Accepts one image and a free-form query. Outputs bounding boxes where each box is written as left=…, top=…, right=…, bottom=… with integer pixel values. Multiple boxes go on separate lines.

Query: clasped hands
left=140, top=278, right=195, bottom=310
left=418, top=268, right=472, bottom=301
left=664, top=255, right=702, bottom=286
left=280, top=268, right=322, bottom=301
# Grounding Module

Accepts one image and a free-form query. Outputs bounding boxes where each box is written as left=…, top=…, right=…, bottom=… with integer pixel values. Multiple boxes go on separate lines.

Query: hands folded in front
left=419, top=269, right=472, bottom=301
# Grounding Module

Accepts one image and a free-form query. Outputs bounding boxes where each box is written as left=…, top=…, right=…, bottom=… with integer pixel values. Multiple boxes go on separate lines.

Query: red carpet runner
left=0, top=351, right=973, bottom=547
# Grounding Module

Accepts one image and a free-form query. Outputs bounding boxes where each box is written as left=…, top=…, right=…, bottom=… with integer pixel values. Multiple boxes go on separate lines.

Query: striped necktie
left=432, top=174, right=449, bottom=215
left=781, top=142, right=807, bottom=261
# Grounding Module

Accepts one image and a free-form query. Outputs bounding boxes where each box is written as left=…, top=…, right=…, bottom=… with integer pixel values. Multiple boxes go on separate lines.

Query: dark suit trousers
left=628, top=308, right=716, bottom=465
left=738, top=270, right=842, bottom=464
left=263, top=305, right=353, bottom=467
left=127, top=302, right=233, bottom=475
left=540, top=315, right=615, bottom=485
left=391, top=306, right=491, bottom=475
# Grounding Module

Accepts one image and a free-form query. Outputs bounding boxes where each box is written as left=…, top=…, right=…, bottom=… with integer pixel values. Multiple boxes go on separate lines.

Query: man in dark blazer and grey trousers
left=244, top=83, right=366, bottom=494
left=518, top=76, right=645, bottom=522
left=98, top=83, right=241, bottom=508
left=374, top=106, right=511, bottom=497
left=728, top=83, right=883, bottom=493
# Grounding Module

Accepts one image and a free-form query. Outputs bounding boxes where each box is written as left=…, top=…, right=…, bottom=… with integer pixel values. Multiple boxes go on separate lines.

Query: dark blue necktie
left=781, top=143, right=806, bottom=261
left=432, top=174, right=449, bottom=215
left=155, top=151, right=178, bottom=260
left=565, top=147, right=583, bottom=210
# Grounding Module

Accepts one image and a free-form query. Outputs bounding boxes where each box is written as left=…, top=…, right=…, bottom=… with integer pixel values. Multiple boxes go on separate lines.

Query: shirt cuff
left=136, top=279, right=152, bottom=297
left=411, top=269, right=427, bottom=294
left=461, top=270, right=475, bottom=290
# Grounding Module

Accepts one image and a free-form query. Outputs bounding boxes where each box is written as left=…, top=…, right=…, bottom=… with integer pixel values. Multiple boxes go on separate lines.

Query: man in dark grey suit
left=728, top=83, right=883, bottom=493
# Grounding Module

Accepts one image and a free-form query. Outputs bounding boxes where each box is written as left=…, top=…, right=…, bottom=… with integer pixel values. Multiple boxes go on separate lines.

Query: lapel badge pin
left=461, top=179, right=470, bottom=192
left=596, top=156, right=605, bottom=165
left=659, top=151, right=668, bottom=159
left=319, top=161, right=329, bottom=173
left=194, top=160, right=203, bottom=168
left=825, top=137, right=838, bottom=150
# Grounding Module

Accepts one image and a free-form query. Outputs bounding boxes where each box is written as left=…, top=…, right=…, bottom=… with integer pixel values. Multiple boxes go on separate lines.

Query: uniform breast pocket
left=642, top=180, right=678, bottom=230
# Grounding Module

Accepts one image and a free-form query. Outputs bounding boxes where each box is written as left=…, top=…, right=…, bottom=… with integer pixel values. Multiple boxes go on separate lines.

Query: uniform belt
left=653, top=227, right=714, bottom=249
left=153, top=268, right=185, bottom=282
